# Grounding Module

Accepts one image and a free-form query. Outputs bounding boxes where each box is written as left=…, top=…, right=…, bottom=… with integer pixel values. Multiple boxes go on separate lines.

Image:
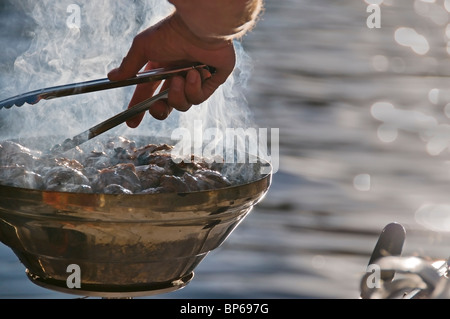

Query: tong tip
left=0, top=95, right=40, bottom=109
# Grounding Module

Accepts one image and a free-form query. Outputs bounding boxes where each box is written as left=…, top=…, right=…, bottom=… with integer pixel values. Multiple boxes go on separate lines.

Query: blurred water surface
left=3, top=0, right=450, bottom=299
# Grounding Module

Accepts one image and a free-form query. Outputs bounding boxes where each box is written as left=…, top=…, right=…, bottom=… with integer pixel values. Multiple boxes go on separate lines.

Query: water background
left=2, top=0, right=450, bottom=299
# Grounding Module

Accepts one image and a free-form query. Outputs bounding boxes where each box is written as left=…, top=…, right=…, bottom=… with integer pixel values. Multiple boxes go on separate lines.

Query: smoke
left=0, top=1, right=272, bottom=177
left=0, top=0, right=174, bottom=139
left=175, top=41, right=257, bottom=155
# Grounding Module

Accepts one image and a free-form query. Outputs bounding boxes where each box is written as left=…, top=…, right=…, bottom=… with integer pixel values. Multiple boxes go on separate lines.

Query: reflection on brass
left=0, top=158, right=272, bottom=297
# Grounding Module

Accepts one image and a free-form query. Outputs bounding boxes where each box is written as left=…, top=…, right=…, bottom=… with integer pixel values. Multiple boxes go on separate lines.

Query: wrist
left=169, top=12, right=233, bottom=50
left=168, top=0, right=262, bottom=42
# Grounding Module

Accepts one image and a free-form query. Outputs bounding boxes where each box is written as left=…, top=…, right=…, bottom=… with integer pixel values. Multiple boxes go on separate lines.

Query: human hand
left=108, top=13, right=236, bottom=128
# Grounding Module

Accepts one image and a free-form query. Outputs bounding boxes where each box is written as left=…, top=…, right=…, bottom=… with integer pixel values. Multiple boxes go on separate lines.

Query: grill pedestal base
left=26, top=269, right=194, bottom=298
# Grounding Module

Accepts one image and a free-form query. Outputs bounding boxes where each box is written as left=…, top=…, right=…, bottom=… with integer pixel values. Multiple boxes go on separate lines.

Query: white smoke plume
left=0, top=0, right=272, bottom=177
left=1, top=0, right=173, bottom=138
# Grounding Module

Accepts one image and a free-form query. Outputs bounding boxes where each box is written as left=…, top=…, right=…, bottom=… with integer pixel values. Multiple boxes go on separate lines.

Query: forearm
left=168, top=0, right=263, bottom=43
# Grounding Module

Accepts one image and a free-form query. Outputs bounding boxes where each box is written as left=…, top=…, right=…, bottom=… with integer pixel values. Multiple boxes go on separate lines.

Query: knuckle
left=188, top=96, right=204, bottom=106
left=174, top=103, right=192, bottom=112
left=132, top=33, right=145, bottom=47
left=185, top=89, right=205, bottom=105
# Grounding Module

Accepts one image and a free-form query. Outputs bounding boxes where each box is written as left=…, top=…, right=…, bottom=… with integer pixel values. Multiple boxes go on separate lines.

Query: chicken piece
left=193, top=169, right=232, bottom=189
left=181, top=173, right=203, bottom=192
left=111, top=147, right=135, bottom=164
left=101, top=137, right=137, bottom=166
left=103, top=184, right=134, bottom=195
left=159, top=175, right=191, bottom=193
left=35, top=155, right=85, bottom=174
left=134, top=144, right=174, bottom=166
left=138, top=187, right=165, bottom=194
left=174, top=156, right=211, bottom=175
left=0, top=141, right=41, bottom=168
left=43, top=166, right=91, bottom=192
left=0, top=166, right=44, bottom=190
left=91, top=163, right=141, bottom=194
left=83, top=151, right=113, bottom=170
left=135, top=164, right=165, bottom=189
left=83, top=167, right=101, bottom=183
left=137, top=153, right=177, bottom=175
left=47, top=184, right=93, bottom=193
left=105, top=136, right=137, bottom=152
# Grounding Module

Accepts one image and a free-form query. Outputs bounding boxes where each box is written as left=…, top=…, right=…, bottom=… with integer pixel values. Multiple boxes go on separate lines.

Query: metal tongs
left=0, top=64, right=211, bottom=153
left=0, top=64, right=209, bottom=109
left=51, top=89, right=170, bottom=154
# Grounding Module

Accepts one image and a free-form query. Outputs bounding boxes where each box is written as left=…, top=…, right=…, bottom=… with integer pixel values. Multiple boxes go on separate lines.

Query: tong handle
left=41, top=64, right=209, bottom=100
left=0, top=64, right=211, bottom=109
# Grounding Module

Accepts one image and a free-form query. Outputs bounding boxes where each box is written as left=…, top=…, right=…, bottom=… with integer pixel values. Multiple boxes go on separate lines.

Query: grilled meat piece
left=83, top=151, right=113, bottom=170
left=0, top=138, right=234, bottom=194
left=43, top=166, right=91, bottom=192
left=135, top=164, right=166, bottom=190
left=0, top=141, right=41, bottom=168
left=194, top=169, right=232, bottom=189
left=0, top=165, right=44, bottom=189
left=103, top=184, right=134, bottom=195
left=91, top=163, right=141, bottom=193
left=159, top=175, right=191, bottom=193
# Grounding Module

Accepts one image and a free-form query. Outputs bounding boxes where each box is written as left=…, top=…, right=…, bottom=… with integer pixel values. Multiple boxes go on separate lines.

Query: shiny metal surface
left=54, top=89, right=169, bottom=153
left=0, top=160, right=272, bottom=297
left=0, top=64, right=208, bottom=109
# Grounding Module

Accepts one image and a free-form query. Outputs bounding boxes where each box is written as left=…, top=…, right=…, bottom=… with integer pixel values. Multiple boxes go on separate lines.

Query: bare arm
left=169, top=0, right=264, bottom=44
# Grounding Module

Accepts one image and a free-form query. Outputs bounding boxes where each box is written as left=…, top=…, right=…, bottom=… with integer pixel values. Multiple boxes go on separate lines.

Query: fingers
left=117, top=63, right=231, bottom=127
left=125, top=63, right=162, bottom=128
left=133, top=67, right=212, bottom=124
left=169, top=68, right=205, bottom=111
left=200, top=66, right=232, bottom=100
left=146, top=67, right=209, bottom=120
left=149, top=81, right=173, bottom=121
left=107, top=33, right=149, bottom=81
left=185, top=68, right=210, bottom=105
left=126, top=81, right=162, bottom=128
left=167, top=67, right=214, bottom=111
left=146, top=74, right=197, bottom=121
left=107, top=13, right=237, bottom=128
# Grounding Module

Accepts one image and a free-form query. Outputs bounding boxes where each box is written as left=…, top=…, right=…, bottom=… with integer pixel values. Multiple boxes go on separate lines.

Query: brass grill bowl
left=0, top=161, right=272, bottom=297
